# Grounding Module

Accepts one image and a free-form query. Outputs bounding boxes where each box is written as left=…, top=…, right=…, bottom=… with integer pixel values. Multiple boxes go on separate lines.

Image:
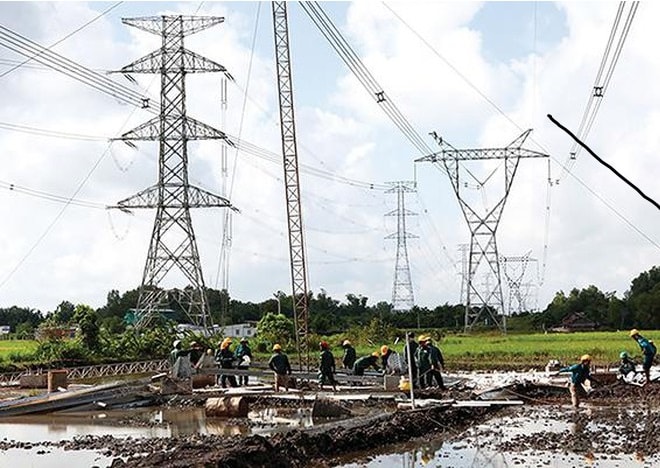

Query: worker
left=403, top=332, right=419, bottom=388
left=268, top=343, right=292, bottom=392
left=630, top=329, right=657, bottom=385
left=415, top=335, right=432, bottom=389
left=618, top=351, right=637, bottom=379
left=169, top=340, right=192, bottom=379
left=426, top=337, right=446, bottom=389
left=342, top=340, right=357, bottom=370
left=558, top=354, right=598, bottom=408
left=353, top=352, right=380, bottom=376
left=319, top=341, right=338, bottom=391
left=189, top=341, right=204, bottom=368
left=196, top=348, right=217, bottom=371
left=216, top=338, right=238, bottom=388
left=234, top=337, right=253, bottom=386
left=381, top=345, right=404, bottom=375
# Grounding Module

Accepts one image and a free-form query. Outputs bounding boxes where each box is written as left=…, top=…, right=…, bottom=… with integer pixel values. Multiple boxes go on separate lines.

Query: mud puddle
left=337, top=404, right=660, bottom=467
left=0, top=406, right=319, bottom=467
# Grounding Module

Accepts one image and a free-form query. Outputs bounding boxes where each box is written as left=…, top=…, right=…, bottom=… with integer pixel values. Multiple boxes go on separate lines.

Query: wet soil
left=105, top=403, right=499, bottom=467
left=5, top=378, right=660, bottom=467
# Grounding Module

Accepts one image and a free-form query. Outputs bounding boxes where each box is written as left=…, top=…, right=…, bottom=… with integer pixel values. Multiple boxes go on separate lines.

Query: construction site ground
left=1, top=370, right=660, bottom=467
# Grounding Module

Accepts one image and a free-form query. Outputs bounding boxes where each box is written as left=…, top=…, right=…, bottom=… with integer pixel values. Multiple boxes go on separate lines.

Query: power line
left=559, top=1, right=639, bottom=181
left=0, top=2, right=123, bottom=79
left=0, top=24, right=151, bottom=109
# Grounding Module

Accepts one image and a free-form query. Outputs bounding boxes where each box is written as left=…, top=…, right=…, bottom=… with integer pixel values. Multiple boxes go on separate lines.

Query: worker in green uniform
left=630, top=329, right=657, bottom=385
left=353, top=352, right=380, bottom=376
left=318, top=341, right=337, bottom=391
left=268, top=343, right=292, bottom=392
left=558, top=354, right=598, bottom=408
left=234, top=338, right=253, bottom=386
left=415, top=335, right=432, bottom=389
left=342, top=340, right=357, bottom=371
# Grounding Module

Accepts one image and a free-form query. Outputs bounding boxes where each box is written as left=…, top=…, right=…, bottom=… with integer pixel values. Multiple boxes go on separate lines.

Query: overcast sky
left=1, top=1, right=659, bottom=316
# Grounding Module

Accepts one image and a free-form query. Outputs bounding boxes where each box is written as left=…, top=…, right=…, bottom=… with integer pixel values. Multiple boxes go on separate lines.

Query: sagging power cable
left=558, top=1, right=639, bottom=181
left=299, top=1, right=434, bottom=156
left=0, top=24, right=152, bottom=110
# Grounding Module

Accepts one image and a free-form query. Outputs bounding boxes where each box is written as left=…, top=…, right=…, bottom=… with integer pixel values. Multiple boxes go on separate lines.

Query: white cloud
left=0, top=1, right=658, bottom=320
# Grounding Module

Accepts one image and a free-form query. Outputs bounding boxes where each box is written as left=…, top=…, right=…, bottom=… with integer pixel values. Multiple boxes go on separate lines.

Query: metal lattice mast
left=218, top=77, right=233, bottom=327
left=385, top=181, right=417, bottom=312
left=111, top=16, right=236, bottom=329
left=417, top=130, right=548, bottom=333
left=272, top=2, right=310, bottom=370
left=502, top=253, right=539, bottom=314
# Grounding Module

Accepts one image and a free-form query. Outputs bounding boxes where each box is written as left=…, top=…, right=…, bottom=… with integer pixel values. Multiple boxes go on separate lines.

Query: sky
left=1, top=1, right=659, bottom=317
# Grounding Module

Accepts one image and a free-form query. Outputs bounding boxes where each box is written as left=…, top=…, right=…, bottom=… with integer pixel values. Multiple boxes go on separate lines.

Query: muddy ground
left=4, top=378, right=660, bottom=467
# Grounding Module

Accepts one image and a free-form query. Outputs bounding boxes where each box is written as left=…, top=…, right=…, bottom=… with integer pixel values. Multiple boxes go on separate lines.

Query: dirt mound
left=107, top=404, right=500, bottom=467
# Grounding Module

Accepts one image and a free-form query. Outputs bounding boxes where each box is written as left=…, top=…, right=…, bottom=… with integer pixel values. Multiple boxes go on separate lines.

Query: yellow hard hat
left=630, top=329, right=640, bottom=337
left=372, top=351, right=379, bottom=357
left=381, top=345, right=389, bottom=355
left=342, top=340, right=351, bottom=346
left=580, top=354, right=592, bottom=362
left=418, top=335, right=427, bottom=342
left=273, top=343, right=282, bottom=351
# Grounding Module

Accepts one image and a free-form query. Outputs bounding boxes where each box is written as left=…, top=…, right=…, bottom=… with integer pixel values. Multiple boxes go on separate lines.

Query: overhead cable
left=300, top=1, right=434, bottom=156
left=0, top=24, right=152, bottom=110
left=559, top=1, right=639, bottom=181
left=0, top=2, right=123, bottom=79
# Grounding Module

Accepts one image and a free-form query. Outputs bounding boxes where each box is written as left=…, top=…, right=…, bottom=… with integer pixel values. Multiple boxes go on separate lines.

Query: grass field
left=0, top=339, right=38, bottom=362
left=342, top=331, right=655, bottom=370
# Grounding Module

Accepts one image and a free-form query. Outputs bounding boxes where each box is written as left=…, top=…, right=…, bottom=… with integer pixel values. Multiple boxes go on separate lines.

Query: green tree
left=73, top=304, right=100, bottom=351
left=257, top=312, right=294, bottom=348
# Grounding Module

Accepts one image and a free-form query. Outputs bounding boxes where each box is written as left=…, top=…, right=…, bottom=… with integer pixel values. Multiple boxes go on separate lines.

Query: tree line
left=2, top=266, right=660, bottom=336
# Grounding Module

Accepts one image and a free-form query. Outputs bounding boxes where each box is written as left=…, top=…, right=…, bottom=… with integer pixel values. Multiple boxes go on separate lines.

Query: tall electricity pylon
left=385, top=181, right=417, bottom=312
left=111, top=15, right=236, bottom=329
left=272, top=2, right=310, bottom=370
left=501, top=252, right=539, bottom=314
left=417, top=130, right=548, bottom=333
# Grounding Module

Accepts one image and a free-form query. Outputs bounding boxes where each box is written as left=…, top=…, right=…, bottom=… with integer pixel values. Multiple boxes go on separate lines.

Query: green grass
left=324, top=331, right=654, bottom=371
left=0, top=339, right=38, bottom=361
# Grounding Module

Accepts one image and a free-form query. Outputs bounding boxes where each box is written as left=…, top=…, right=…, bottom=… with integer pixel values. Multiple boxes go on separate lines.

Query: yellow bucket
left=398, top=377, right=411, bottom=391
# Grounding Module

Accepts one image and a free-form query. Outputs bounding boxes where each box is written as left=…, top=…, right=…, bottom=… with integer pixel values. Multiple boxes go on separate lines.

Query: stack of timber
left=0, top=378, right=155, bottom=417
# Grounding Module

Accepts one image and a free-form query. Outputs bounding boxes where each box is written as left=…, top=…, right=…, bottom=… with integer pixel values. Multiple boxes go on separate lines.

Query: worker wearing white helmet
left=341, top=339, right=356, bottom=370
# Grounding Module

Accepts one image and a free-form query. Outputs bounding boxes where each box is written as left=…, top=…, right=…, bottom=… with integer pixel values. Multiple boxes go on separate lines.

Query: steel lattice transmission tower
left=417, top=130, right=548, bottom=333
left=272, top=2, right=311, bottom=370
left=111, top=15, right=236, bottom=329
left=385, top=181, right=418, bottom=312
left=501, top=252, right=539, bottom=314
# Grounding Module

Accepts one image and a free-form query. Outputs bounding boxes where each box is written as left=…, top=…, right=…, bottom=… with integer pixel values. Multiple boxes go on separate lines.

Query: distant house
left=550, top=312, right=598, bottom=332
left=35, top=326, right=78, bottom=340
left=221, top=322, right=257, bottom=339
left=174, top=322, right=257, bottom=339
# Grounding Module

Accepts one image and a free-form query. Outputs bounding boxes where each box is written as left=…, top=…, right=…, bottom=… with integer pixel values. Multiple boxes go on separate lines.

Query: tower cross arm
left=122, top=16, right=225, bottom=36
left=113, top=48, right=231, bottom=76
left=385, top=232, right=419, bottom=240
left=108, top=184, right=239, bottom=211
left=112, top=116, right=233, bottom=143
left=416, top=147, right=549, bottom=162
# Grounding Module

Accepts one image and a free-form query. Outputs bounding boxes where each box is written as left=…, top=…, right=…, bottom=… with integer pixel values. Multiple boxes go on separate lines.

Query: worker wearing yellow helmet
left=216, top=338, right=237, bottom=388
left=268, top=343, right=292, bottom=392
left=353, top=351, right=381, bottom=376
left=557, top=354, right=599, bottom=408
left=629, top=329, right=657, bottom=385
